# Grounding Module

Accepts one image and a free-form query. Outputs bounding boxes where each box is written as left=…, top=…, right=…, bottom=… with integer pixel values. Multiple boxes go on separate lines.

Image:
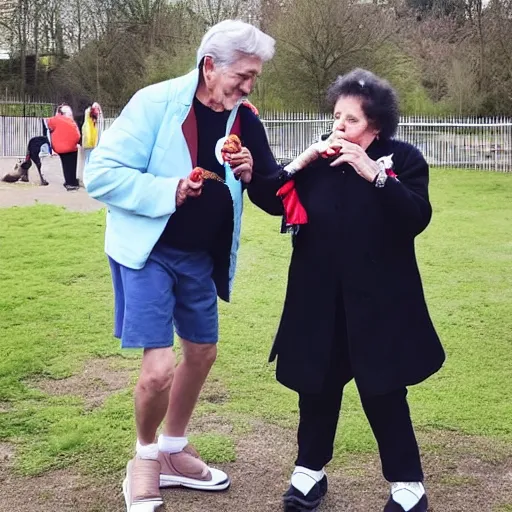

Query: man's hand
left=224, top=147, right=254, bottom=184
left=176, top=176, right=203, bottom=207
left=241, top=99, right=259, bottom=117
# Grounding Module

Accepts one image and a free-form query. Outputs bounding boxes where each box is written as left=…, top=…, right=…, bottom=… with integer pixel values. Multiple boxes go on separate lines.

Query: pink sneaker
left=159, top=444, right=230, bottom=491
left=123, top=457, right=163, bottom=511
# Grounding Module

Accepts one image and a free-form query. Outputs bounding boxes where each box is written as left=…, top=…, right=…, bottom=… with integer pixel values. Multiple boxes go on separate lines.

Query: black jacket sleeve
left=240, top=108, right=285, bottom=216
left=375, top=142, right=432, bottom=237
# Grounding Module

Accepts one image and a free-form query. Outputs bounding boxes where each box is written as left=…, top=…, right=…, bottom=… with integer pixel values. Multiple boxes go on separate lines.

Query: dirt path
left=0, top=155, right=101, bottom=211
left=1, top=423, right=511, bottom=512
left=1, top=359, right=511, bottom=511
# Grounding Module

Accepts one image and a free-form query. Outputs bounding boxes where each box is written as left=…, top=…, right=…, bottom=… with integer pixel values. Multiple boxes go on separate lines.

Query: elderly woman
left=255, top=69, right=445, bottom=512
left=85, top=20, right=280, bottom=512
left=47, top=104, right=81, bottom=190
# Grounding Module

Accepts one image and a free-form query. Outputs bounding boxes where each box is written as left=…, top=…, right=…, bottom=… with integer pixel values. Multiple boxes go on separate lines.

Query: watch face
left=375, top=171, right=388, bottom=188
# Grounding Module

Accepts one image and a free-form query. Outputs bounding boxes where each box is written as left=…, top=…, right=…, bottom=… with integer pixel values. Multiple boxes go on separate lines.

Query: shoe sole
left=384, top=493, right=428, bottom=512
left=159, top=474, right=231, bottom=491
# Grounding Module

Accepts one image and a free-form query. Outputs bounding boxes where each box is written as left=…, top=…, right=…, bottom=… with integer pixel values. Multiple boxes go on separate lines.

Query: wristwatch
left=374, top=169, right=388, bottom=188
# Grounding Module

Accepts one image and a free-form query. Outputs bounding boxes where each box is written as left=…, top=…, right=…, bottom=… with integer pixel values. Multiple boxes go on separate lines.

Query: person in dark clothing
left=160, top=95, right=281, bottom=300
left=1, top=136, right=50, bottom=185
left=250, top=68, right=445, bottom=512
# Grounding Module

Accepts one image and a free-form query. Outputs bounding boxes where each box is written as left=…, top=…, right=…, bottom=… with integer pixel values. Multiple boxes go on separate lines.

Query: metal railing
left=2, top=114, right=512, bottom=171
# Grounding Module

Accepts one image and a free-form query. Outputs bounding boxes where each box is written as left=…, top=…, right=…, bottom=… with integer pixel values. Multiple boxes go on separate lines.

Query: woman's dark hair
left=326, top=68, right=399, bottom=140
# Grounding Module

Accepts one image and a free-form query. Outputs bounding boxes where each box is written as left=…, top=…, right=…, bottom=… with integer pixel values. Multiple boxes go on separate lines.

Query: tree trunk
left=76, top=0, right=82, bottom=51
left=34, top=0, right=39, bottom=87
left=17, top=0, right=29, bottom=93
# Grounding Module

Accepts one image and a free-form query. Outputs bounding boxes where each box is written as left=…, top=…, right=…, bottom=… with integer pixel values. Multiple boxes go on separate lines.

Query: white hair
left=197, top=19, right=275, bottom=68
left=58, top=105, right=74, bottom=118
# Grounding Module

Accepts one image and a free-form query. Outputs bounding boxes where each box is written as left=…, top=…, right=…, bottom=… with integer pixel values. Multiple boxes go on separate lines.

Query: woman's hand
left=328, top=135, right=380, bottom=182
left=316, top=131, right=343, bottom=158
left=284, top=142, right=323, bottom=175
left=224, top=146, right=254, bottom=183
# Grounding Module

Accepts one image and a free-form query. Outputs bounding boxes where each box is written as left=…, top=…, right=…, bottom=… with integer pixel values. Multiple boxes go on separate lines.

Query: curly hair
left=326, top=69, right=399, bottom=140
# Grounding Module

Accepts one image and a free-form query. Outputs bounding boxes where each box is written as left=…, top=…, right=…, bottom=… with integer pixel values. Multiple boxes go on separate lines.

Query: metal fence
left=396, top=116, right=512, bottom=172
left=262, top=113, right=512, bottom=172
left=0, top=116, right=46, bottom=157
left=2, top=113, right=512, bottom=171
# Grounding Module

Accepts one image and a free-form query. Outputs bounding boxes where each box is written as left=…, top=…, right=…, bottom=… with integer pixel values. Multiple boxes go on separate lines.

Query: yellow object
left=82, top=108, right=98, bottom=149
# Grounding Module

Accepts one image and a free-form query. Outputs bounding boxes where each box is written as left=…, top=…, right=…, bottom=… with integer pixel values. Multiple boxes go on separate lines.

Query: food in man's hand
left=221, top=134, right=242, bottom=161
left=189, top=168, right=203, bottom=182
left=189, top=167, right=224, bottom=183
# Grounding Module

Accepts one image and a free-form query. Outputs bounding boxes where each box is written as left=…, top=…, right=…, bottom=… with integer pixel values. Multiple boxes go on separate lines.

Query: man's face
left=204, top=54, right=263, bottom=111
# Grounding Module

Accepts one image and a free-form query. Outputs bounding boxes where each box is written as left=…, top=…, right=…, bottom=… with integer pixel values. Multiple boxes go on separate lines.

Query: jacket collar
left=366, top=137, right=393, bottom=161
left=176, top=67, right=243, bottom=169
left=174, top=68, right=200, bottom=106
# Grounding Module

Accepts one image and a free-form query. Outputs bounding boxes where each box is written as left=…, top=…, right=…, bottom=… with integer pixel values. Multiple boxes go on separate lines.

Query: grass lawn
left=0, top=168, right=511, bottom=495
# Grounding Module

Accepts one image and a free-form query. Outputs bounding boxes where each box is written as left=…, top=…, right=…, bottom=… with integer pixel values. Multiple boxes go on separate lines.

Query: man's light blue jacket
left=84, top=69, right=243, bottom=300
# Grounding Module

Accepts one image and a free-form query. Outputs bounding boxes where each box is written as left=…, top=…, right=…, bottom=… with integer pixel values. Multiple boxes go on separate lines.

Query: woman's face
left=332, top=95, right=379, bottom=150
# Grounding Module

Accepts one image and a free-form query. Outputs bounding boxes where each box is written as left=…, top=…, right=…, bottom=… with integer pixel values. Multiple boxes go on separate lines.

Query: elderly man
left=85, top=19, right=280, bottom=512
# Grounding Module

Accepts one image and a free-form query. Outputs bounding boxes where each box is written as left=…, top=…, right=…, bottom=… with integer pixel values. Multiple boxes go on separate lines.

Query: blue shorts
left=109, top=245, right=218, bottom=349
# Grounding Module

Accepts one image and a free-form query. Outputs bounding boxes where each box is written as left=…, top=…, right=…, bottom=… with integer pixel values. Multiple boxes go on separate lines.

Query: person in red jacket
left=47, top=104, right=81, bottom=191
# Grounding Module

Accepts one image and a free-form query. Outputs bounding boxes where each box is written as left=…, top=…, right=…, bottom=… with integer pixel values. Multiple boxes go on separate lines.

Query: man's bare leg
left=163, top=339, right=217, bottom=437
left=124, top=347, right=176, bottom=511
left=156, top=339, right=229, bottom=491
left=136, top=347, right=176, bottom=443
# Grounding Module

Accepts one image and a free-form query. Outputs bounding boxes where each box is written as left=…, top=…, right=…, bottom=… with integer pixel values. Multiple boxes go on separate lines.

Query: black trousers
left=59, top=151, right=78, bottom=186
left=295, top=293, right=424, bottom=482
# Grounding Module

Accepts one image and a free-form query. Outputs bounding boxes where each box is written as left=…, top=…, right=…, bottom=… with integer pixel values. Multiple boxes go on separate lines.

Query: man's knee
left=138, top=348, right=175, bottom=393
left=181, top=340, right=217, bottom=369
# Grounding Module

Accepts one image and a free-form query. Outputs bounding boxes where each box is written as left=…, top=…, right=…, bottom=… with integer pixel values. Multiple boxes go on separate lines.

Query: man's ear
left=203, top=55, right=215, bottom=73
left=202, top=56, right=216, bottom=85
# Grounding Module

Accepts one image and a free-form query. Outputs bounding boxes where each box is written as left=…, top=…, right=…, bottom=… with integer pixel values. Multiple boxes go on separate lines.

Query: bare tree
left=478, top=0, right=512, bottom=112
left=268, top=0, right=394, bottom=109
left=2, top=0, right=512, bottom=115
left=190, top=0, right=250, bottom=26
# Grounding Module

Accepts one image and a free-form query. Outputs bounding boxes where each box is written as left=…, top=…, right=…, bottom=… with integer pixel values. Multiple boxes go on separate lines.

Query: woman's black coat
left=248, top=138, right=445, bottom=396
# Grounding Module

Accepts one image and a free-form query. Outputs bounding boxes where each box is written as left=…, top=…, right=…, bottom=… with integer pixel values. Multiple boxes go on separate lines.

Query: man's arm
left=241, top=110, right=285, bottom=215
left=84, top=88, right=181, bottom=219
